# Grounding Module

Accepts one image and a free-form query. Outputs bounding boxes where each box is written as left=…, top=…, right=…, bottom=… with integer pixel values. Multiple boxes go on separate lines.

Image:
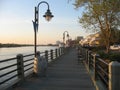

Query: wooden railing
left=88, top=53, right=109, bottom=88
left=0, top=47, right=65, bottom=90
left=77, top=46, right=120, bottom=90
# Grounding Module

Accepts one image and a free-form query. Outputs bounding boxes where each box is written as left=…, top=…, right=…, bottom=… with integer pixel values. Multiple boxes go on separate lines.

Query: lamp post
left=63, top=31, right=69, bottom=46
left=32, top=1, right=54, bottom=57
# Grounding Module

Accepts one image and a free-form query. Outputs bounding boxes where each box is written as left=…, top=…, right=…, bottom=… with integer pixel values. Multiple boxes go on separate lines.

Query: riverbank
left=0, top=43, right=58, bottom=48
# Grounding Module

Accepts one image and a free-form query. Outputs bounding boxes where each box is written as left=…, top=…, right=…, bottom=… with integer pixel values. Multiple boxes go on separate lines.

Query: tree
left=110, top=28, right=120, bottom=44
left=74, top=0, right=120, bottom=53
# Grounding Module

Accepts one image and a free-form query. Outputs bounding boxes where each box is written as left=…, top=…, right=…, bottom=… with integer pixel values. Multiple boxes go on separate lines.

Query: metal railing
left=0, top=47, right=65, bottom=89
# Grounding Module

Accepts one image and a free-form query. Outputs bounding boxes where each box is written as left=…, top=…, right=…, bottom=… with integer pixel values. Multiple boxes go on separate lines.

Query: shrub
left=97, top=51, right=109, bottom=59
left=109, top=53, right=120, bottom=62
left=97, top=51, right=120, bottom=62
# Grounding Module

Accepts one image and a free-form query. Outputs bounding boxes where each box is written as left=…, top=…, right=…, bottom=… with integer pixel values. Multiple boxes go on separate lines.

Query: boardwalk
left=9, top=48, right=95, bottom=90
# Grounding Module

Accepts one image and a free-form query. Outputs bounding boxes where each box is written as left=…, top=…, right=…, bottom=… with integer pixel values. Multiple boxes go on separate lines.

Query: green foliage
left=109, top=53, right=120, bottom=62
left=97, top=51, right=110, bottom=59
left=73, top=0, right=89, bottom=8
left=86, top=46, right=105, bottom=52
left=97, top=51, right=120, bottom=62
left=74, top=0, right=120, bottom=53
left=85, top=46, right=120, bottom=62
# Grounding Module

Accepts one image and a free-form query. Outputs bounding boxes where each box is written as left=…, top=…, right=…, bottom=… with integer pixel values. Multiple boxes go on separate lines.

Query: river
left=0, top=46, right=58, bottom=60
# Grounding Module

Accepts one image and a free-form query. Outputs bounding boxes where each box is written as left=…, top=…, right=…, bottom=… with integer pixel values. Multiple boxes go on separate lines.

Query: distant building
left=89, top=33, right=100, bottom=46
left=69, top=40, right=76, bottom=47
left=79, top=32, right=101, bottom=47
left=76, top=36, right=83, bottom=42
left=59, top=43, right=64, bottom=48
left=56, top=41, right=61, bottom=45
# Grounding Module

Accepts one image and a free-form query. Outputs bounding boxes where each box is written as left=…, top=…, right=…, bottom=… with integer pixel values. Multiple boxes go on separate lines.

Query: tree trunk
left=106, top=43, right=110, bottom=53
left=105, top=32, right=110, bottom=53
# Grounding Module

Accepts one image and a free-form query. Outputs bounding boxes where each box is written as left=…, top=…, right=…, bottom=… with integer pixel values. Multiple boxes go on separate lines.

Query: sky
left=0, top=0, right=90, bottom=44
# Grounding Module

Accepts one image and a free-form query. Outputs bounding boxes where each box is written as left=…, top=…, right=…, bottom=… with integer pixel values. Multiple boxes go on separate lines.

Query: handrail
left=97, top=58, right=109, bottom=66
left=0, top=68, right=18, bottom=78
left=24, top=58, right=34, bottom=63
left=23, top=53, right=34, bottom=57
left=96, top=58, right=108, bottom=87
left=0, top=74, right=18, bottom=85
left=77, top=46, right=109, bottom=89
left=0, top=63, right=17, bottom=70
left=90, top=53, right=108, bottom=88
left=0, top=47, right=65, bottom=89
left=0, top=57, right=16, bottom=63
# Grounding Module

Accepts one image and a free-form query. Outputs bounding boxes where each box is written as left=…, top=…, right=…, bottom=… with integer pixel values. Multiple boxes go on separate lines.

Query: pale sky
left=0, top=0, right=89, bottom=44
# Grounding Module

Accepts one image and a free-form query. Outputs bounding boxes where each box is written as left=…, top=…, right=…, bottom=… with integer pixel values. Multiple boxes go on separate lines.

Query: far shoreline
left=0, top=43, right=58, bottom=48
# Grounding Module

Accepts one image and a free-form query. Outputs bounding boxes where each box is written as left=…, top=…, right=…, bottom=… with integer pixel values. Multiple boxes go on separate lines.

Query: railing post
left=33, top=51, right=40, bottom=75
left=60, top=48, right=62, bottom=55
left=82, top=47, right=85, bottom=59
left=60, top=47, right=63, bottom=55
left=58, top=48, right=60, bottom=56
left=77, top=46, right=82, bottom=62
left=45, top=50, right=48, bottom=63
left=55, top=49, right=58, bottom=58
left=62, top=47, right=65, bottom=54
left=109, top=61, right=120, bottom=90
left=50, top=49, right=53, bottom=60
left=81, top=47, right=84, bottom=58
left=85, top=50, right=88, bottom=63
left=17, top=54, right=24, bottom=81
left=88, top=51, right=92, bottom=71
left=60, top=47, right=62, bottom=55
left=93, top=54, right=99, bottom=80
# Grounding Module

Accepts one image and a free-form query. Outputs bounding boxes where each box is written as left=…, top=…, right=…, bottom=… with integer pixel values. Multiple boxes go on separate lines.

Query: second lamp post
left=63, top=31, right=69, bottom=46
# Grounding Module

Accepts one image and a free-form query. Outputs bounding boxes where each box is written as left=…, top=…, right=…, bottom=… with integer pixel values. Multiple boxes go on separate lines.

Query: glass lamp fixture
left=43, top=9, right=54, bottom=21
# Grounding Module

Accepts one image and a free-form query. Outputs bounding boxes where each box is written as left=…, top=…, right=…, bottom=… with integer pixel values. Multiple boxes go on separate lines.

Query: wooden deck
left=9, top=48, right=95, bottom=90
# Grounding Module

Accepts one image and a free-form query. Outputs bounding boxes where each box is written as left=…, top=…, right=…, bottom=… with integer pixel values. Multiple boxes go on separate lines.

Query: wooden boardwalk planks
left=9, top=48, right=95, bottom=90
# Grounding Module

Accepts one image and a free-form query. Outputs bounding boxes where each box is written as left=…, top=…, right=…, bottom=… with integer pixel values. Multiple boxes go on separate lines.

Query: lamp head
left=43, top=9, right=54, bottom=21
left=67, top=34, right=69, bottom=37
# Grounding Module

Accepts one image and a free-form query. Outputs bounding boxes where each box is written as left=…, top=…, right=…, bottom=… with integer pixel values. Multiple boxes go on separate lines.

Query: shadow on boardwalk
left=9, top=48, right=95, bottom=90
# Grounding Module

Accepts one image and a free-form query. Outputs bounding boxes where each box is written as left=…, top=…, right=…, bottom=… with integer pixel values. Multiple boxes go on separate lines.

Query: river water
left=0, top=46, right=58, bottom=60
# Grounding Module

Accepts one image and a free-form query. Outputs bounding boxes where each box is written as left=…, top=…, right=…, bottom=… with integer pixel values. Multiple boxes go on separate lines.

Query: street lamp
left=32, top=1, right=54, bottom=57
left=63, top=31, right=69, bottom=46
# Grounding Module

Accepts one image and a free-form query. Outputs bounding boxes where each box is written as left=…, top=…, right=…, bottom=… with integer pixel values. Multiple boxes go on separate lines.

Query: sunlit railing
left=78, top=47, right=109, bottom=90
left=88, top=53, right=109, bottom=88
